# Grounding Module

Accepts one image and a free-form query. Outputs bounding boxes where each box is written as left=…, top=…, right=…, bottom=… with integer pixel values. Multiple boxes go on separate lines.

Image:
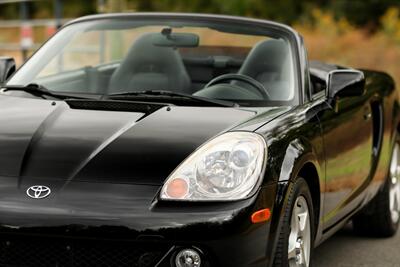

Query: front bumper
left=0, top=177, right=277, bottom=267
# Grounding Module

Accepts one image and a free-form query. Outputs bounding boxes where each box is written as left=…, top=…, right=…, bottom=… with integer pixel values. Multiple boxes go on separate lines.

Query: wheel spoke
left=292, top=206, right=300, bottom=233
left=300, top=244, right=308, bottom=266
left=389, top=143, right=400, bottom=223
left=298, top=211, right=308, bottom=235
left=289, top=258, right=298, bottom=267
left=390, top=186, right=396, bottom=209
left=288, top=244, right=297, bottom=260
left=395, top=184, right=400, bottom=211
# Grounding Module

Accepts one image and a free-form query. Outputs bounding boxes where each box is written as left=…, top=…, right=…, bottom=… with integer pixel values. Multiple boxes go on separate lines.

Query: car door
left=318, top=87, right=373, bottom=228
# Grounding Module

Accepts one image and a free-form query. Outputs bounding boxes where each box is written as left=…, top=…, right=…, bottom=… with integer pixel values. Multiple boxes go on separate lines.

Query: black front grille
left=0, top=236, right=171, bottom=267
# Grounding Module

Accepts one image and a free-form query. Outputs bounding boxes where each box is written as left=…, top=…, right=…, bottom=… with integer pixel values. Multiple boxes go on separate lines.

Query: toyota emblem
left=26, top=185, right=51, bottom=199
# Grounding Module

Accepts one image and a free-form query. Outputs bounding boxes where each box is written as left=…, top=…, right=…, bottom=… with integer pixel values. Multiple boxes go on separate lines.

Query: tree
left=329, top=0, right=400, bottom=30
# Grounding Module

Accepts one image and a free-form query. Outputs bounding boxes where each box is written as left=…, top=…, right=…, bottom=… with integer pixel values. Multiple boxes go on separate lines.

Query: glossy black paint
left=0, top=94, right=288, bottom=266
left=327, top=70, right=366, bottom=98
left=0, top=96, right=289, bottom=184
left=0, top=13, right=398, bottom=267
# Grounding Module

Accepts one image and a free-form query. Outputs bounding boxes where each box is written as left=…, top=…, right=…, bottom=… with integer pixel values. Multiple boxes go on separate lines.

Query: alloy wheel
left=389, top=143, right=400, bottom=224
left=288, top=195, right=311, bottom=267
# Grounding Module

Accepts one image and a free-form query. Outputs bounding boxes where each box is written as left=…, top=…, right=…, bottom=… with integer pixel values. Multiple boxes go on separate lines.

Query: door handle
left=364, top=112, right=372, bottom=121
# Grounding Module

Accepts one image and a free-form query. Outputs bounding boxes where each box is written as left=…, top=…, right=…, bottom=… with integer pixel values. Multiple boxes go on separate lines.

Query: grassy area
left=295, top=8, right=400, bottom=95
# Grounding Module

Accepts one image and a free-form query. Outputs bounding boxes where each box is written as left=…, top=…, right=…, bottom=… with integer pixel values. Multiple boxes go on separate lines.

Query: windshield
left=6, top=17, right=297, bottom=107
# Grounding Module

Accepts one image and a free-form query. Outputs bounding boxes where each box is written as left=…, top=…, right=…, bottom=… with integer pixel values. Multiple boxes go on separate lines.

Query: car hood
left=0, top=96, right=288, bottom=185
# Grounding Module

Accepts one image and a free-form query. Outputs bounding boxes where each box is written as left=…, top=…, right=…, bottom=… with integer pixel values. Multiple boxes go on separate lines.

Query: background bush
left=0, top=0, right=399, bottom=91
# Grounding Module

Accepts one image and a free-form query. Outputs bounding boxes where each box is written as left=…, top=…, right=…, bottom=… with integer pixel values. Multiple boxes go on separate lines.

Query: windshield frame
left=5, top=13, right=304, bottom=107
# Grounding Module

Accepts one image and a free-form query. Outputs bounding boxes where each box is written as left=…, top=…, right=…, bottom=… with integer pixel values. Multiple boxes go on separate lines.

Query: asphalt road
left=314, top=223, right=400, bottom=267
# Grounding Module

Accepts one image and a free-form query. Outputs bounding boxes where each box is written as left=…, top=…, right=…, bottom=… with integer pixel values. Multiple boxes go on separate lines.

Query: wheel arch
left=276, top=138, right=324, bottom=239
left=266, top=136, right=325, bottom=264
left=298, top=162, right=321, bottom=236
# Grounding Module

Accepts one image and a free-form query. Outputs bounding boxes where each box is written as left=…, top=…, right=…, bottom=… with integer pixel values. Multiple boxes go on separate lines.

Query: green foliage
left=0, top=0, right=399, bottom=30
left=0, top=3, right=19, bottom=20
left=131, top=0, right=309, bottom=23
left=329, top=0, right=400, bottom=29
left=127, top=0, right=400, bottom=28
left=0, top=0, right=96, bottom=20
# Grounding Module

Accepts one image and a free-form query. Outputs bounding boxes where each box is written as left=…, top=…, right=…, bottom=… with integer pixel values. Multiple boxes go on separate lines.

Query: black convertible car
left=0, top=13, right=398, bottom=267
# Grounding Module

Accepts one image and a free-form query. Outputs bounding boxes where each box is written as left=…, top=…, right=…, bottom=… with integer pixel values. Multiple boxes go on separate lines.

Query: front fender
left=278, top=138, right=323, bottom=183
left=262, top=137, right=325, bottom=266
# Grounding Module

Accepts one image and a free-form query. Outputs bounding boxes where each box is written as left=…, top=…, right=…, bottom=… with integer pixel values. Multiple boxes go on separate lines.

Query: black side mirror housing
left=0, top=57, right=16, bottom=85
left=327, top=70, right=365, bottom=99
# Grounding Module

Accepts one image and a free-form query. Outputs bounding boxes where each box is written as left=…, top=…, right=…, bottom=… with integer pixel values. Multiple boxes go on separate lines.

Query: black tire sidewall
left=274, top=177, right=315, bottom=267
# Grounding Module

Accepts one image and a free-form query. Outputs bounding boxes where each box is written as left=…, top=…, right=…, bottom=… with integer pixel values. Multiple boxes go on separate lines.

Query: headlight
left=160, top=132, right=266, bottom=201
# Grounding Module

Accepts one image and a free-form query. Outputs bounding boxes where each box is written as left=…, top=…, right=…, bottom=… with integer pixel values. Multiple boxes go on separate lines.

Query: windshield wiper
left=1, top=83, right=93, bottom=100
left=107, top=90, right=238, bottom=107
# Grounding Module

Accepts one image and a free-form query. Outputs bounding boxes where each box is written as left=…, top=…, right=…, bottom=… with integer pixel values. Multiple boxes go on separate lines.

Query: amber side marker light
left=251, top=208, right=271, bottom=224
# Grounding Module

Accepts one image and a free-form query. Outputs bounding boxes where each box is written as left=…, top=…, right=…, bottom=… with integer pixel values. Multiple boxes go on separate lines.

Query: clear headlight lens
left=160, top=132, right=266, bottom=201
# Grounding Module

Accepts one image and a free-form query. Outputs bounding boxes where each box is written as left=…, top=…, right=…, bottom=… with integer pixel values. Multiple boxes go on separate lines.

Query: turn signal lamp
left=251, top=208, right=271, bottom=224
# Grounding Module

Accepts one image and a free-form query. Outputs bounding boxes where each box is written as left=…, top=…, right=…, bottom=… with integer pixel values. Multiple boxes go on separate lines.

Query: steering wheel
left=205, top=73, right=270, bottom=99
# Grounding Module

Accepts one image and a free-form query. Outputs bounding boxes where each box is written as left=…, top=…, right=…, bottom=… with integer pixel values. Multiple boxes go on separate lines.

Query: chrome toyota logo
left=26, top=185, right=51, bottom=199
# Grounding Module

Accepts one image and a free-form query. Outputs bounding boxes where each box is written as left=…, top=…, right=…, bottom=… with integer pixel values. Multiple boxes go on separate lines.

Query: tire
left=352, top=139, right=400, bottom=237
left=273, top=177, right=315, bottom=267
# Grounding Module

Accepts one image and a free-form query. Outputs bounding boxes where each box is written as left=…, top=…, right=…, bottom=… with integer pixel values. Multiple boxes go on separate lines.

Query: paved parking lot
left=314, top=223, right=400, bottom=267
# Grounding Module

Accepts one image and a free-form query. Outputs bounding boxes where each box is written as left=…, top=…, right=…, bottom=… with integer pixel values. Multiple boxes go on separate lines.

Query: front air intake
left=0, top=235, right=172, bottom=267
left=66, top=99, right=168, bottom=114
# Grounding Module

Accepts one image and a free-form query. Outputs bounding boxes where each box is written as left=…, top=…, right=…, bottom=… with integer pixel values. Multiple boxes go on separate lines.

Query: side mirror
left=0, top=57, right=16, bottom=85
left=327, top=70, right=365, bottom=99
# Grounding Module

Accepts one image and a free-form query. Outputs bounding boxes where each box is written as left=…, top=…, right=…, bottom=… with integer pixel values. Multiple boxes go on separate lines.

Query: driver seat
left=108, top=33, right=191, bottom=94
left=238, top=39, right=292, bottom=100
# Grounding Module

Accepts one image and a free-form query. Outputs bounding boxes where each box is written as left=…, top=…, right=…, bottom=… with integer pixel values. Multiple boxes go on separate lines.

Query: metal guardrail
left=0, top=18, right=71, bottom=28
left=0, top=19, right=72, bottom=53
left=0, top=43, right=40, bottom=50
left=0, top=43, right=99, bottom=53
